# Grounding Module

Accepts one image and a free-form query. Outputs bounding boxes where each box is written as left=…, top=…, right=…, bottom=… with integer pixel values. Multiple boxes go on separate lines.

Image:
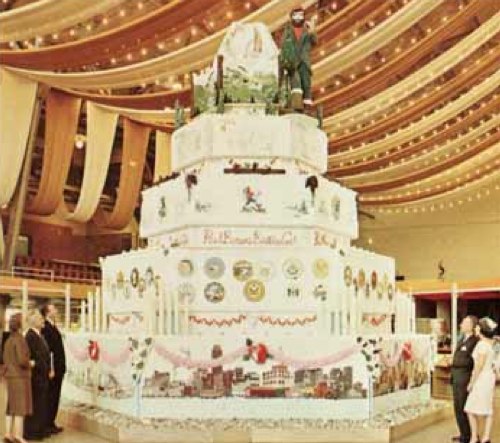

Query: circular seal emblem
left=312, top=258, right=329, bottom=279
left=283, top=258, right=304, bottom=280
left=178, top=259, right=194, bottom=277
left=204, top=257, right=225, bottom=279
left=344, top=266, right=353, bottom=287
left=178, top=283, right=196, bottom=304
left=204, top=282, right=225, bottom=303
left=244, top=279, right=266, bottom=302
left=233, top=260, right=253, bottom=282
left=256, top=261, right=275, bottom=281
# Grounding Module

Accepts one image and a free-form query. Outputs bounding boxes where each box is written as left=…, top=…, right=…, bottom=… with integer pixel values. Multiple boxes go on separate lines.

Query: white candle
left=87, top=292, right=94, bottom=333
left=95, top=288, right=101, bottom=333
left=64, top=284, right=71, bottom=332
left=341, top=289, right=348, bottom=336
left=173, top=286, right=179, bottom=335
left=165, top=283, right=171, bottom=336
left=350, top=285, right=357, bottom=334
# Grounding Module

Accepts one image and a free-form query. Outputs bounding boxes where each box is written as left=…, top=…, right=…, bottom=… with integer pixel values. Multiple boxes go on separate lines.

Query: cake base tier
left=58, top=399, right=451, bottom=443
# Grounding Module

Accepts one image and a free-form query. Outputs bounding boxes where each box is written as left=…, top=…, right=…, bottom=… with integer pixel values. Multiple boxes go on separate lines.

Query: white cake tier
left=101, top=244, right=395, bottom=337
left=140, top=162, right=358, bottom=240
left=171, top=107, right=327, bottom=173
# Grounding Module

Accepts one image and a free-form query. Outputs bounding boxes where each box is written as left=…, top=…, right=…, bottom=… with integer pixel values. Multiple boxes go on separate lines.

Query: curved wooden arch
left=317, top=0, right=483, bottom=114
left=350, top=131, right=500, bottom=193
left=359, top=160, right=500, bottom=205
left=0, top=0, right=220, bottom=70
left=329, top=96, right=500, bottom=176
left=327, top=48, right=500, bottom=152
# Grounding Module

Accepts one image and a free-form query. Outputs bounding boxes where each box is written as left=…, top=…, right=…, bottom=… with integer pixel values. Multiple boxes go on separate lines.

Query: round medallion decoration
left=130, top=268, right=140, bottom=288
left=283, top=258, right=304, bottom=280
left=313, top=284, right=328, bottom=301
left=204, top=282, right=225, bottom=303
left=371, top=271, right=377, bottom=290
left=178, top=283, right=196, bottom=304
left=233, top=260, right=253, bottom=282
left=116, top=271, right=124, bottom=289
left=257, top=261, right=275, bottom=281
left=358, top=269, right=366, bottom=289
left=344, top=266, right=353, bottom=287
left=145, top=267, right=155, bottom=286
left=312, top=258, right=329, bottom=279
left=204, top=257, right=225, bottom=279
left=243, top=279, right=266, bottom=302
left=388, top=283, right=394, bottom=301
left=178, top=259, right=194, bottom=277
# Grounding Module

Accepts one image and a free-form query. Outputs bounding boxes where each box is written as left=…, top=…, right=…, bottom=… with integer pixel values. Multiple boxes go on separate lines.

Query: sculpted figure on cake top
left=279, top=8, right=318, bottom=109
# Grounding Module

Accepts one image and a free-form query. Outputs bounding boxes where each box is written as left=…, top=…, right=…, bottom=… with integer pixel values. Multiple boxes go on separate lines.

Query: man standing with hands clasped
left=40, top=304, right=66, bottom=435
left=450, top=315, right=479, bottom=443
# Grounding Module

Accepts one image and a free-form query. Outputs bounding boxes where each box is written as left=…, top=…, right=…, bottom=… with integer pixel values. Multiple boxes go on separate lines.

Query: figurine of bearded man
left=279, top=7, right=318, bottom=108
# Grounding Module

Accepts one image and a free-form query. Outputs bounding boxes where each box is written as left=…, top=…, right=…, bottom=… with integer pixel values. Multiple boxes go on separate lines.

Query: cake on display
left=63, top=21, right=431, bottom=420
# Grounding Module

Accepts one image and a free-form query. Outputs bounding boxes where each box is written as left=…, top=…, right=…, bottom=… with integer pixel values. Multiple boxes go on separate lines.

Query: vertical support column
left=87, top=291, right=94, bottom=333
left=2, top=95, right=42, bottom=271
left=21, top=279, right=28, bottom=327
left=64, top=283, right=71, bottom=332
left=81, top=300, right=87, bottom=332
left=101, top=287, right=107, bottom=333
left=451, top=283, right=458, bottom=351
left=410, top=292, right=416, bottom=334
left=154, top=131, right=172, bottom=182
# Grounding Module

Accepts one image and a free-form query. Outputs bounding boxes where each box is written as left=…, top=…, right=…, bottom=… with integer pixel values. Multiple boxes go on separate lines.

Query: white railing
left=0, top=267, right=100, bottom=286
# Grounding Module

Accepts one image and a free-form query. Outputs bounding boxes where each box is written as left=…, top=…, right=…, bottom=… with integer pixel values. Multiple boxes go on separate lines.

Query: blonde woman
left=464, top=317, right=498, bottom=443
left=3, top=313, right=32, bottom=443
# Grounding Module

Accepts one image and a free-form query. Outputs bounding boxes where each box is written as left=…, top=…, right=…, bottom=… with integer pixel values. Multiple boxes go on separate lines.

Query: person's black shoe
left=23, top=434, right=44, bottom=441
left=48, top=426, right=63, bottom=434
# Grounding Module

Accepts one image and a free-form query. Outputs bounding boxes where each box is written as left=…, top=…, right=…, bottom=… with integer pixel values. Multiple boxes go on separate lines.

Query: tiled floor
left=28, top=415, right=500, bottom=443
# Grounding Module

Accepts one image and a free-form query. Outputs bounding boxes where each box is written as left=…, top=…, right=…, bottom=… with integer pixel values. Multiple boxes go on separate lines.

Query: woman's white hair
left=26, top=310, right=43, bottom=328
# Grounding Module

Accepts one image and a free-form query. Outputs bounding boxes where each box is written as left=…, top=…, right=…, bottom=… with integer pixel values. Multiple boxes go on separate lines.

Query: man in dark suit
left=451, top=315, right=478, bottom=443
left=24, top=311, right=53, bottom=441
left=41, top=303, right=66, bottom=435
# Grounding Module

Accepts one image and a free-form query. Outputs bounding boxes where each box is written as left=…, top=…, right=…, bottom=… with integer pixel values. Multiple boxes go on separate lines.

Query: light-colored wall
left=355, top=191, right=500, bottom=281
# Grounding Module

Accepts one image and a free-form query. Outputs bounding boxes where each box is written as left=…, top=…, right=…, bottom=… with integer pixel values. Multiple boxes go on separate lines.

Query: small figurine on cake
left=245, top=338, right=272, bottom=364
left=279, top=7, right=317, bottom=110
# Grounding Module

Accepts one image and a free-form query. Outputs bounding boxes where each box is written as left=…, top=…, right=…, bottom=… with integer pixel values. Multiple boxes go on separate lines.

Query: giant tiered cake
left=63, top=22, right=432, bottom=421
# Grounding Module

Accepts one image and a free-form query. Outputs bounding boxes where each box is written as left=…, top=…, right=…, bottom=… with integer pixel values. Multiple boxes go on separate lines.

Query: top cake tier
left=172, top=106, right=328, bottom=174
